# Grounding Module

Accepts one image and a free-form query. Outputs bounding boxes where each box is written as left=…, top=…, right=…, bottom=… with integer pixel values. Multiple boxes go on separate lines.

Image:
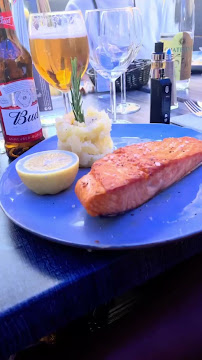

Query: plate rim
left=1, top=201, right=202, bottom=250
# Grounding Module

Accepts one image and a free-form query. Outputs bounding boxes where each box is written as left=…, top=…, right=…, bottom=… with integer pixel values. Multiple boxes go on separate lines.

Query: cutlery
left=184, top=100, right=202, bottom=117
left=197, top=101, right=202, bottom=109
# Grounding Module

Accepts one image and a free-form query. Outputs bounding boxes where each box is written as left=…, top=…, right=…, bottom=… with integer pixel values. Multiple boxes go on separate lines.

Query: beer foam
left=30, top=25, right=87, bottom=40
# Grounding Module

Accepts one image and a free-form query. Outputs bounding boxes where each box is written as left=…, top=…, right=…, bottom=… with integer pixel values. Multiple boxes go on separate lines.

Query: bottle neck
left=0, top=0, right=32, bottom=83
left=0, top=0, right=12, bottom=14
left=0, top=0, right=17, bottom=40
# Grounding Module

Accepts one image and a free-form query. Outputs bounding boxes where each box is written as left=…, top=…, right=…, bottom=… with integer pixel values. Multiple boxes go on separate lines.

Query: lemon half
left=16, top=150, right=79, bottom=195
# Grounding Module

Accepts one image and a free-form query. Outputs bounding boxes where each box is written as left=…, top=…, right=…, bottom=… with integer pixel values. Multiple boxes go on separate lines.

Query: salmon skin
left=75, top=137, right=202, bottom=217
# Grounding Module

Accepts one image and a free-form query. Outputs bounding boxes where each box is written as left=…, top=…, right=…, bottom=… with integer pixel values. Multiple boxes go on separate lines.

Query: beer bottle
left=0, top=0, right=44, bottom=159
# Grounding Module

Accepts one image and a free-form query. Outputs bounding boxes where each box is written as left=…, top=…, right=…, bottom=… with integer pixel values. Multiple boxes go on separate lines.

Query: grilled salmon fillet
left=75, top=137, right=202, bottom=216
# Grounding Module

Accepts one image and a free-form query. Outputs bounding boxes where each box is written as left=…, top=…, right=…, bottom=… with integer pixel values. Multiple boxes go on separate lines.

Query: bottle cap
left=152, top=42, right=165, bottom=61
left=155, top=42, right=164, bottom=53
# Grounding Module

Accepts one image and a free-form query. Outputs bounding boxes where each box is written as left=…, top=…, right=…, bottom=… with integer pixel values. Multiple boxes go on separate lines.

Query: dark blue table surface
left=0, top=76, right=202, bottom=359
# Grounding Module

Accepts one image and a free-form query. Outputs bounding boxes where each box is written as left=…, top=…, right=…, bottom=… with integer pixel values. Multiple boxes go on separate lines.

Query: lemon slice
left=16, top=150, right=79, bottom=195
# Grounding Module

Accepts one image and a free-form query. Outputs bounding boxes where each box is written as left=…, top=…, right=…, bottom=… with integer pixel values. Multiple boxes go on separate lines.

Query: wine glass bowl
left=87, top=60, right=151, bottom=91
left=86, top=8, right=137, bottom=123
left=29, top=11, right=89, bottom=113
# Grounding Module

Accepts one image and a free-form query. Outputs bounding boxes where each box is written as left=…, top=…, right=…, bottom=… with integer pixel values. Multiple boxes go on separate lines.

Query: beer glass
left=86, top=8, right=137, bottom=123
left=29, top=11, right=89, bottom=114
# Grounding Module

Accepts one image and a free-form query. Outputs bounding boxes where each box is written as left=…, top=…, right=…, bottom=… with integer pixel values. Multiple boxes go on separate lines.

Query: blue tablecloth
left=0, top=217, right=202, bottom=359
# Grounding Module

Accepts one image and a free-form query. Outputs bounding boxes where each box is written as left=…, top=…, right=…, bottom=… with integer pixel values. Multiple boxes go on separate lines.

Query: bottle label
left=161, top=32, right=193, bottom=81
left=0, top=78, right=43, bottom=143
left=0, top=11, right=15, bottom=30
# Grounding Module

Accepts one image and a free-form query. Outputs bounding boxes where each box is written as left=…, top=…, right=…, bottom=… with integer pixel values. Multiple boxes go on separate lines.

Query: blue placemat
left=171, top=113, right=202, bottom=132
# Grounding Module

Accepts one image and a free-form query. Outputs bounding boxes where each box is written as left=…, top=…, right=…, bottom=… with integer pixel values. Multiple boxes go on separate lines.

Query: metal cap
left=152, top=42, right=165, bottom=61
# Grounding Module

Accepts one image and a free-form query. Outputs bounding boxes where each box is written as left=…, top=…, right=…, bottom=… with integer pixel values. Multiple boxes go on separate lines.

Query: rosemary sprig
left=70, top=58, right=85, bottom=123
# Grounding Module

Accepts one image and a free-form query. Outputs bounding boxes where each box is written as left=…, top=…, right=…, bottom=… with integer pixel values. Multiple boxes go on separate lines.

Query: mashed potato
left=56, top=107, right=113, bottom=167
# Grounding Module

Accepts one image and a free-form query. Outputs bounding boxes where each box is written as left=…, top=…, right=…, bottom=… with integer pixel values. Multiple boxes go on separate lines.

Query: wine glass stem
left=63, top=92, right=71, bottom=114
left=110, top=80, right=117, bottom=123
left=121, top=73, right=127, bottom=106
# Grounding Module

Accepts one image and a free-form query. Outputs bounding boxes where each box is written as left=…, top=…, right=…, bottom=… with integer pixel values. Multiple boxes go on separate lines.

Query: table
left=0, top=74, right=201, bottom=360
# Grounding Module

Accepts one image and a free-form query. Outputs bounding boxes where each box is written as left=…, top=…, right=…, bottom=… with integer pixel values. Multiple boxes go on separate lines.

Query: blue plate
left=1, top=124, right=202, bottom=250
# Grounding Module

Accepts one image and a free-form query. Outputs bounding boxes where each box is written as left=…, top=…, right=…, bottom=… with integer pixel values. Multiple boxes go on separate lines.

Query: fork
left=184, top=100, right=202, bottom=117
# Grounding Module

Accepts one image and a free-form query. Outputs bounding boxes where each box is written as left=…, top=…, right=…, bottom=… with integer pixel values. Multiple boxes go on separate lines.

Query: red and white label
left=0, top=11, right=15, bottom=30
left=0, top=79, right=43, bottom=143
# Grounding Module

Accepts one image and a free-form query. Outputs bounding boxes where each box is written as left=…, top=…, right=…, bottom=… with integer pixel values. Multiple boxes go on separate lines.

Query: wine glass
left=29, top=11, right=89, bottom=116
left=85, top=8, right=137, bottom=123
left=116, top=7, right=143, bottom=115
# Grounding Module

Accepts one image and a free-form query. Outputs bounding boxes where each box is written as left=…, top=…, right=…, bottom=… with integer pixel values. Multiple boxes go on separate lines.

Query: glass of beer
left=29, top=11, right=89, bottom=114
